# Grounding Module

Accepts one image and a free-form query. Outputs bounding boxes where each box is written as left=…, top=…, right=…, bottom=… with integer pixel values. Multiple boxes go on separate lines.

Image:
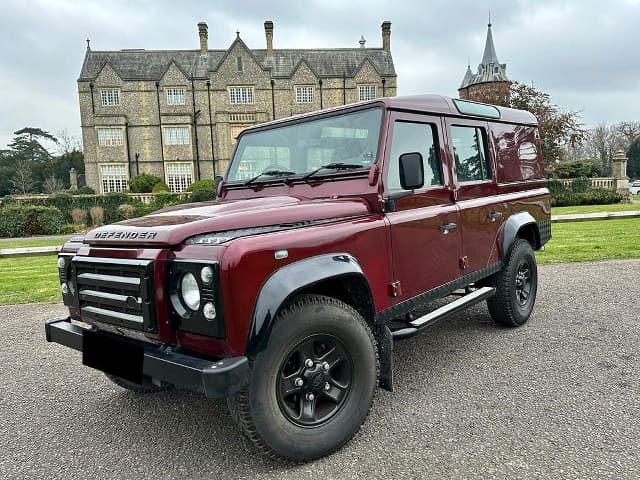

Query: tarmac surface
left=1, top=259, right=638, bottom=479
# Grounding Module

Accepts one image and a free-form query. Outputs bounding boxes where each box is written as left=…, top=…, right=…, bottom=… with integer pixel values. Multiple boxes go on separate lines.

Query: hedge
left=4, top=193, right=142, bottom=226
left=551, top=189, right=623, bottom=207
left=0, top=205, right=65, bottom=237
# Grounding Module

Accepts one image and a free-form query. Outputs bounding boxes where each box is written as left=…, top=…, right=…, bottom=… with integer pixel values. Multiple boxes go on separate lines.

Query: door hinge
left=389, top=281, right=402, bottom=298
left=459, top=256, right=468, bottom=270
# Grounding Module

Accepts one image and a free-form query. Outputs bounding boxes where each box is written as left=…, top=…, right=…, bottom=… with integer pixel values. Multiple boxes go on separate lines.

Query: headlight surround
left=180, top=272, right=201, bottom=311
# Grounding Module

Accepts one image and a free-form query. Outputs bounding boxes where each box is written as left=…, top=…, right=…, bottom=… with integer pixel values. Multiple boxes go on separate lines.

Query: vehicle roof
left=380, top=94, right=538, bottom=125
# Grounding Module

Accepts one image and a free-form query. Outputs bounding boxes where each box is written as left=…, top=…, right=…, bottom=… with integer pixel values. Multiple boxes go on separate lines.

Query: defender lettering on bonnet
left=46, top=94, right=551, bottom=463
left=93, top=231, right=158, bottom=240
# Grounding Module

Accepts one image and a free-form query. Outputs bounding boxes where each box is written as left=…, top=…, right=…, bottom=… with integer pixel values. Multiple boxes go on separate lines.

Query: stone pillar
left=69, top=167, right=78, bottom=190
left=612, top=149, right=629, bottom=196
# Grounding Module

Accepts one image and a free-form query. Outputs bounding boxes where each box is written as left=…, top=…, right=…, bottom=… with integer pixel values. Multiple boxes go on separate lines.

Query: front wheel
left=487, top=238, right=538, bottom=327
left=227, top=295, right=378, bottom=462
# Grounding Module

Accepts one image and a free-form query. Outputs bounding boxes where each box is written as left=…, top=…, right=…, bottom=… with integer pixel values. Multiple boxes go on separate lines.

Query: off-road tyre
left=487, top=238, right=538, bottom=327
left=227, top=294, right=378, bottom=462
left=104, top=373, right=170, bottom=394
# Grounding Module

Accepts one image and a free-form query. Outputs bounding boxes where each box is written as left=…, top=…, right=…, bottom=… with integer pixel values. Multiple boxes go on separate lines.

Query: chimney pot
left=264, top=20, right=274, bottom=56
left=381, top=21, right=391, bottom=51
left=359, top=36, right=366, bottom=48
left=198, top=22, right=208, bottom=56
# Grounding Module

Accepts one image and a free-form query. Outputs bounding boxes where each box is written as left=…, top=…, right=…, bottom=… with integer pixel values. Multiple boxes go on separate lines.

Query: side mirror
left=214, top=175, right=224, bottom=198
left=399, top=152, right=424, bottom=190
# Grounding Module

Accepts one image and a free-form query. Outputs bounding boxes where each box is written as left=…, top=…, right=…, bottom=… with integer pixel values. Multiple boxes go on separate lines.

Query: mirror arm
left=383, top=189, right=414, bottom=212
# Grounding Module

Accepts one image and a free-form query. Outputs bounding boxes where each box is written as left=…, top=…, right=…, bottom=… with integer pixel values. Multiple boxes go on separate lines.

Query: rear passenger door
left=384, top=113, right=461, bottom=302
left=445, top=118, right=504, bottom=274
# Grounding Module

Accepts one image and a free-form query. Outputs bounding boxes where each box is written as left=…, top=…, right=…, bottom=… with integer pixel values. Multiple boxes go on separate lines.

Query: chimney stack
left=381, top=21, right=391, bottom=51
left=198, top=22, right=208, bottom=56
left=264, top=20, right=274, bottom=56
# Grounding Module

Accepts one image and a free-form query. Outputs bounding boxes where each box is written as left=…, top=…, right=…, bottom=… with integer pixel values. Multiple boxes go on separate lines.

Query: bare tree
left=42, top=175, right=66, bottom=194
left=56, top=128, right=82, bottom=156
left=10, top=159, right=36, bottom=194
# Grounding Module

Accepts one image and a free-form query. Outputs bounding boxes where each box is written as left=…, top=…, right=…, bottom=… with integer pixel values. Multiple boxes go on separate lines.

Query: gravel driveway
left=1, top=260, right=638, bottom=480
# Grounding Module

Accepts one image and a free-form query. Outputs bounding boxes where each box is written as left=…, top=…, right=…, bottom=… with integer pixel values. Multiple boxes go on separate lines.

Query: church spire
left=481, top=20, right=499, bottom=65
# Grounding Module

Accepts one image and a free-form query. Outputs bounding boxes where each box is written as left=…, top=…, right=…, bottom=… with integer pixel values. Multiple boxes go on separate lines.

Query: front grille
left=71, top=257, right=155, bottom=332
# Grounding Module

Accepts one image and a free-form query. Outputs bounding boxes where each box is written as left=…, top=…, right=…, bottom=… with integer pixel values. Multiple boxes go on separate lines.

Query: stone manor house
left=78, top=21, right=397, bottom=193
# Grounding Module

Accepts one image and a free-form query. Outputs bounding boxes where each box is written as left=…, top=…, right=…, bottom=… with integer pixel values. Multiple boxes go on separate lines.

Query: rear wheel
left=487, top=238, right=538, bottom=327
left=227, top=295, right=377, bottom=462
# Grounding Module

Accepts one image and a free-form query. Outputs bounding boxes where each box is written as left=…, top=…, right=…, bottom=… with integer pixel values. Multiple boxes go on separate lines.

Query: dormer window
left=166, top=88, right=186, bottom=105
left=100, top=89, right=120, bottom=106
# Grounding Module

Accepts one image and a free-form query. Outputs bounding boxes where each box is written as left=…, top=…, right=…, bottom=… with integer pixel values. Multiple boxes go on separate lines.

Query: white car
left=630, top=181, right=640, bottom=195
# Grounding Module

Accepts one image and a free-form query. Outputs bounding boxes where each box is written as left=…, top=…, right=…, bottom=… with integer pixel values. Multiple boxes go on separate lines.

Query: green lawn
left=0, top=237, right=71, bottom=249
left=0, top=218, right=639, bottom=305
left=0, top=255, right=61, bottom=304
left=537, top=218, right=640, bottom=264
left=552, top=203, right=640, bottom=215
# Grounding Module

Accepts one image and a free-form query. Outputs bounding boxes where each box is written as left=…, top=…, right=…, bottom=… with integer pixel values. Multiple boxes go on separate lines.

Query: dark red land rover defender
left=46, top=95, right=551, bottom=461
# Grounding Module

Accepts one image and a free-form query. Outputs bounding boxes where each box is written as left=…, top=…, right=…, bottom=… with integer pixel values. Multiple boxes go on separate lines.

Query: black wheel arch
left=501, top=212, right=541, bottom=264
left=246, top=253, right=374, bottom=356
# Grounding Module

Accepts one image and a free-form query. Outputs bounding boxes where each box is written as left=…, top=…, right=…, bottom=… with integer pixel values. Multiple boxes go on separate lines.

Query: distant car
left=630, top=181, right=640, bottom=195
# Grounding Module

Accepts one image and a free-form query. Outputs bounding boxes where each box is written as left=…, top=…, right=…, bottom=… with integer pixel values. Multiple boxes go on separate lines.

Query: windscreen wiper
left=300, top=163, right=363, bottom=182
left=244, top=169, right=296, bottom=187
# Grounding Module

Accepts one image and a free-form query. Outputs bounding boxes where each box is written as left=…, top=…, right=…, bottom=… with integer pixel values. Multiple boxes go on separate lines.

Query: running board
left=391, top=286, right=495, bottom=340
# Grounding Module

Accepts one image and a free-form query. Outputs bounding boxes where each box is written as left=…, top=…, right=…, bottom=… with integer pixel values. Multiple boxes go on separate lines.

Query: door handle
left=489, top=211, right=503, bottom=222
left=439, top=222, right=457, bottom=234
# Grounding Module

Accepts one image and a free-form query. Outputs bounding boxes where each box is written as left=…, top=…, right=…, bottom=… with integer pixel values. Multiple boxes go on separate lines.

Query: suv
left=46, top=95, right=551, bottom=462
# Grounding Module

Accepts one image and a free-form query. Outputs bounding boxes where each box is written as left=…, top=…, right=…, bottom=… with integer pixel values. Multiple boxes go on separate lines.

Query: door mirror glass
left=399, top=152, right=424, bottom=190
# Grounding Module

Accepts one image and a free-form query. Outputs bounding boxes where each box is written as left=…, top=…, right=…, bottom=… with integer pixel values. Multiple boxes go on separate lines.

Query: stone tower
left=458, top=20, right=511, bottom=105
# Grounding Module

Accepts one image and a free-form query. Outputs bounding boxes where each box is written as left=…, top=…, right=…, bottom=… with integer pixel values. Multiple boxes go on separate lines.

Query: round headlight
left=57, top=257, right=66, bottom=269
left=181, top=273, right=200, bottom=311
left=200, top=266, right=214, bottom=285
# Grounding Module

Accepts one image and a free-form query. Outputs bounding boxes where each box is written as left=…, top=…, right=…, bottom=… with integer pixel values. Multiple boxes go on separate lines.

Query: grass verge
left=0, top=218, right=638, bottom=305
left=0, top=255, right=61, bottom=304
left=552, top=203, right=640, bottom=215
left=0, top=237, right=71, bottom=249
left=537, top=218, right=640, bottom=264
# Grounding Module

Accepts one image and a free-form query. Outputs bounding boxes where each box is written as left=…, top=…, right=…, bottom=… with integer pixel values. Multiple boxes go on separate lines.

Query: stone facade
left=458, top=22, right=511, bottom=104
left=78, top=21, right=397, bottom=193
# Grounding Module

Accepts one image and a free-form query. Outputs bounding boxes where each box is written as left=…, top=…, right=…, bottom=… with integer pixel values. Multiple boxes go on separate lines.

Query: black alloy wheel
left=276, top=334, right=352, bottom=427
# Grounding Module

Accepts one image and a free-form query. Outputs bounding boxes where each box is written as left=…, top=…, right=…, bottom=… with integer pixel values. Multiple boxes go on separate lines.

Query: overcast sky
left=1, top=0, right=639, bottom=151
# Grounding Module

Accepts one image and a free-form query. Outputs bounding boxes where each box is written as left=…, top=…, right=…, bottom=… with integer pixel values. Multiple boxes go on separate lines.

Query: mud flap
left=375, top=325, right=393, bottom=392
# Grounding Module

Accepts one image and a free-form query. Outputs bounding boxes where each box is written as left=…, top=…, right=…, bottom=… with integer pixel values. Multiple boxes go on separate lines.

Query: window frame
left=358, top=84, right=377, bottom=102
left=100, top=89, right=120, bottom=107
left=99, top=163, right=128, bottom=193
left=449, top=124, right=493, bottom=185
left=166, top=87, right=186, bottom=106
left=163, top=126, right=191, bottom=146
left=165, top=161, right=194, bottom=193
left=96, top=127, right=124, bottom=147
left=295, top=85, right=314, bottom=104
left=228, top=86, right=254, bottom=105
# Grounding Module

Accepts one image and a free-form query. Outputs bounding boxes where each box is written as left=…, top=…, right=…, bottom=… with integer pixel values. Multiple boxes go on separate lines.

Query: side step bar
left=391, top=286, right=495, bottom=340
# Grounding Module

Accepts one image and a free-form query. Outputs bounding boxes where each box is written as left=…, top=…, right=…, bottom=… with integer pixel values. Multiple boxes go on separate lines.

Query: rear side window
left=451, top=126, right=492, bottom=183
left=387, top=122, right=442, bottom=191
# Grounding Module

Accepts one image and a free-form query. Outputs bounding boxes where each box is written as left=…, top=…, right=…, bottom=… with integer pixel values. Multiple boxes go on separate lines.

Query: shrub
left=151, top=182, right=170, bottom=193
left=187, top=179, right=215, bottom=192
left=90, top=206, right=104, bottom=226
left=150, top=191, right=180, bottom=209
left=60, top=223, right=85, bottom=234
left=189, top=188, right=216, bottom=203
left=546, top=179, right=568, bottom=196
left=117, top=204, right=136, bottom=220
left=0, top=205, right=65, bottom=237
left=128, top=173, right=162, bottom=193
left=71, top=186, right=95, bottom=195
left=570, top=177, right=591, bottom=193
left=553, top=160, right=602, bottom=179
left=550, top=188, right=623, bottom=207
left=71, top=208, right=87, bottom=225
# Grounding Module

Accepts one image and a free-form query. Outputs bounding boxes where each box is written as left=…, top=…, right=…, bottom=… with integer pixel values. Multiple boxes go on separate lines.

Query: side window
left=451, top=126, right=492, bottom=183
left=387, top=121, right=443, bottom=191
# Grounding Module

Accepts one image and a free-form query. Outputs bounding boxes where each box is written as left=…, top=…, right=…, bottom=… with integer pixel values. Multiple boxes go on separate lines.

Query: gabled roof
left=79, top=45, right=396, bottom=81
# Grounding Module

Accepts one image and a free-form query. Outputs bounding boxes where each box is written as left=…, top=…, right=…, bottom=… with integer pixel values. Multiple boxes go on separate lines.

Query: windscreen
left=226, top=107, right=383, bottom=182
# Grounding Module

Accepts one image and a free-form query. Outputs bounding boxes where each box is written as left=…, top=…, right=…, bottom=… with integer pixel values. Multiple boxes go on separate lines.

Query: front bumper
left=45, top=317, right=249, bottom=399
